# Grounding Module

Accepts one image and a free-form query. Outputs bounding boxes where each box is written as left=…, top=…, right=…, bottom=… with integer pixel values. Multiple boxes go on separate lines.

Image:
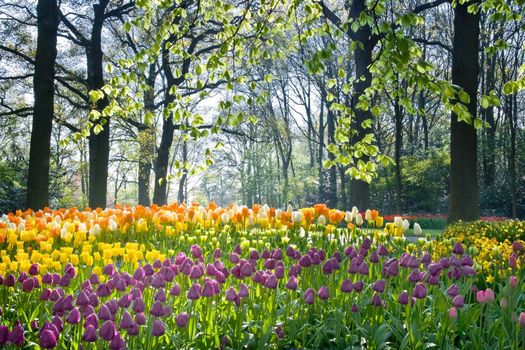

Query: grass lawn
left=405, top=228, right=443, bottom=238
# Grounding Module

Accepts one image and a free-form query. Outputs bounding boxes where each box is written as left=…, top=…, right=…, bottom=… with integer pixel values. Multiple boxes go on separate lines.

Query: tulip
left=135, top=313, right=146, bottom=325
left=341, top=279, right=353, bottom=293
left=0, top=325, right=7, bottom=345
left=413, top=283, right=427, bottom=299
left=191, top=244, right=203, bottom=258
left=7, top=322, right=24, bottom=346
left=29, top=263, right=39, bottom=276
left=170, top=284, right=181, bottom=296
left=119, top=311, right=133, bottom=330
left=510, top=275, right=518, bottom=288
left=150, top=301, right=165, bottom=317
left=67, top=308, right=81, bottom=324
left=452, top=295, right=464, bottom=308
left=453, top=242, right=464, bottom=255
left=373, top=280, right=386, bottom=293
left=275, top=325, right=284, bottom=339
left=187, top=283, right=202, bottom=300
left=519, top=312, right=525, bottom=327
left=109, top=333, right=125, bottom=350
left=371, top=293, right=383, bottom=307
left=239, top=283, right=249, bottom=298
left=264, top=274, right=278, bottom=289
left=176, top=312, right=189, bottom=328
left=152, top=320, right=165, bottom=336
left=99, top=320, right=117, bottom=341
left=485, top=288, right=495, bottom=303
left=39, top=330, right=57, bottom=349
left=413, top=222, right=422, bottom=236
left=447, top=284, right=459, bottom=297
left=303, top=288, right=315, bottom=305
left=103, top=264, right=115, bottom=276
left=132, top=297, right=145, bottom=313
left=286, top=276, right=298, bottom=290
left=128, top=322, right=139, bottom=336
left=155, top=289, right=166, bottom=303
left=402, top=219, right=410, bottom=232
left=398, top=291, right=409, bottom=305
left=353, top=280, right=364, bottom=293
left=476, top=290, right=486, bottom=304
left=449, top=307, right=458, bottom=320
left=98, top=304, right=113, bottom=321
left=318, top=286, right=330, bottom=300
left=355, top=214, right=363, bottom=226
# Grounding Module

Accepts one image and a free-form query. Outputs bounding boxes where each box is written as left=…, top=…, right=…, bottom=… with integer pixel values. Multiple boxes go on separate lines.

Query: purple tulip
left=150, top=301, right=165, bottom=317
left=357, top=262, right=369, bottom=276
left=132, top=297, right=145, bottom=313
left=371, top=293, right=383, bottom=307
left=202, top=281, right=215, bottom=297
left=89, top=273, right=100, bottom=284
left=96, top=284, right=111, bottom=297
left=373, top=280, right=386, bottom=293
left=67, top=308, right=81, bottom=324
left=286, top=276, right=298, bottom=290
left=84, top=314, right=98, bottom=329
left=225, top=287, right=238, bottom=302
left=39, top=329, right=57, bottom=349
left=213, top=248, right=222, bottom=259
left=452, top=295, right=465, bottom=308
left=191, top=244, right=203, bottom=258
left=176, top=312, right=189, bottom=328
left=413, top=283, right=427, bottom=299
left=461, top=266, right=476, bottom=276
left=298, top=255, right=312, bottom=267
left=109, top=333, right=125, bottom=350
left=408, top=269, right=422, bottom=283
left=103, top=264, right=115, bottom=276
left=98, top=304, right=113, bottom=321
left=453, top=242, right=464, bottom=255
left=398, top=291, right=409, bottom=305
left=318, top=286, right=330, bottom=300
left=119, top=311, right=133, bottom=330
left=0, top=325, right=8, bottom=345
left=99, top=320, right=117, bottom=341
left=264, top=274, right=278, bottom=289
left=83, top=325, right=97, bottom=342
left=238, top=283, right=249, bottom=298
left=187, top=283, right=202, bottom=300
left=370, top=251, right=379, bottom=264
left=135, top=313, right=146, bottom=325
left=29, top=263, right=39, bottom=275
left=383, top=259, right=399, bottom=277
left=128, top=322, right=139, bottom=336
left=447, top=284, right=459, bottom=297
left=151, top=320, right=165, bottom=337
left=428, top=263, right=442, bottom=276
left=303, top=288, right=315, bottom=305
left=52, top=316, right=64, bottom=332
left=353, top=280, right=364, bottom=293
left=8, top=322, right=24, bottom=346
left=341, top=279, right=353, bottom=293
left=170, top=284, right=181, bottom=296
left=117, top=294, right=132, bottom=308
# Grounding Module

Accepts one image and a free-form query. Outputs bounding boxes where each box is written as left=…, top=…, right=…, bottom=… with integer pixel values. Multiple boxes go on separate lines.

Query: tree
left=448, top=1, right=480, bottom=222
left=26, top=0, right=59, bottom=209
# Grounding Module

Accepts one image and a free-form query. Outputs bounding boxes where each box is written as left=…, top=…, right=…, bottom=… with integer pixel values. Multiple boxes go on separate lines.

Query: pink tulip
left=449, top=307, right=458, bottom=320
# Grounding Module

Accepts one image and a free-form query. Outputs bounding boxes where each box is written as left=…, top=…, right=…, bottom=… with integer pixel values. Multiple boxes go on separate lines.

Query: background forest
left=0, top=0, right=524, bottom=219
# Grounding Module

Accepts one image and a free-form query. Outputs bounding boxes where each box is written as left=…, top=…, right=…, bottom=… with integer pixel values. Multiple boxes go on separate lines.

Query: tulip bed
left=0, top=204, right=524, bottom=349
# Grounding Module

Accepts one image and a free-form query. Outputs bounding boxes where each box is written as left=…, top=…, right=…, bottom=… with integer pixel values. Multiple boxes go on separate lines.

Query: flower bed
left=0, top=204, right=524, bottom=349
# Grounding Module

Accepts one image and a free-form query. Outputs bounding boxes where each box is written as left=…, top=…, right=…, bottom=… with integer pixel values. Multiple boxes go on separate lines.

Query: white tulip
left=413, top=223, right=422, bottom=236
left=402, top=219, right=410, bottom=232
left=394, top=216, right=403, bottom=228
left=292, top=211, right=303, bottom=224
left=351, top=206, right=359, bottom=217
left=318, top=215, right=327, bottom=225
left=109, top=219, right=118, bottom=232
left=345, top=211, right=353, bottom=223
left=60, top=227, right=68, bottom=239
left=356, top=213, right=363, bottom=226
left=221, top=212, right=229, bottom=224
left=89, top=224, right=101, bottom=236
left=365, top=209, right=372, bottom=221
left=287, top=203, right=294, bottom=214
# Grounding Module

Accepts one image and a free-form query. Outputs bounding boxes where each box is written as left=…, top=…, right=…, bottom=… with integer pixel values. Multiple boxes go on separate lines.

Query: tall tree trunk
left=177, top=138, right=188, bottom=203
left=394, top=96, right=403, bottom=213
left=448, top=1, right=480, bottom=222
left=348, top=0, right=372, bottom=210
left=87, top=0, right=111, bottom=209
left=26, top=0, right=59, bottom=209
left=138, top=63, right=156, bottom=206
left=509, top=94, right=517, bottom=218
left=326, top=100, right=337, bottom=208
left=318, top=95, right=325, bottom=202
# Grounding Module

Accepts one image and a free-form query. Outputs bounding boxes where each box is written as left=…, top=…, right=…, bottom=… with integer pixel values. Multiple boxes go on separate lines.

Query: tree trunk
left=138, top=63, right=156, bottom=206
left=177, top=138, right=188, bottom=203
left=326, top=100, right=338, bottom=208
left=26, top=0, right=59, bottom=210
left=318, top=94, right=325, bottom=202
left=394, top=96, right=403, bottom=213
left=509, top=94, right=517, bottom=218
left=348, top=0, right=372, bottom=210
left=448, top=1, right=480, bottom=222
left=87, top=0, right=111, bottom=209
